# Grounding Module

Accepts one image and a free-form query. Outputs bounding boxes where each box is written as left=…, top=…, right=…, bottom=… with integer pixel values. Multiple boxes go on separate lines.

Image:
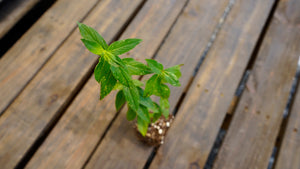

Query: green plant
left=78, top=22, right=182, bottom=136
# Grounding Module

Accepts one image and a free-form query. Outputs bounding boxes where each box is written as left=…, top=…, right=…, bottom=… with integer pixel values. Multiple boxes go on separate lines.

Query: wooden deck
left=0, top=0, right=299, bottom=168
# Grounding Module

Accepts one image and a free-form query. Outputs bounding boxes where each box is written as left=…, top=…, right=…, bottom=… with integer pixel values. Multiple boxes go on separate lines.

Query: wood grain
left=0, top=0, right=101, bottom=114
left=85, top=0, right=232, bottom=168
left=0, top=0, right=143, bottom=168
left=0, top=0, right=39, bottom=38
left=213, top=0, right=300, bottom=168
left=149, top=0, right=276, bottom=168
left=275, top=83, right=300, bottom=169
left=25, top=0, right=189, bottom=168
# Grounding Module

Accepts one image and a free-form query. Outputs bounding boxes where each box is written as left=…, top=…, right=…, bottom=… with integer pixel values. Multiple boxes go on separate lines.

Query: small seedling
left=78, top=22, right=182, bottom=136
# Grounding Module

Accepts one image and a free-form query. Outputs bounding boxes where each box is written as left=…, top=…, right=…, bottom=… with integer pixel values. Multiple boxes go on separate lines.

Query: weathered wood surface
left=275, top=82, right=300, bottom=169
left=213, top=0, right=300, bottom=168
left=0, top=0, right=298, bottom=168
left=0, top=0, right=101, bottom=114
left=0, top=0, right=39, bottom=38
left=275, top=2, right=300, bottom=168
left=149, top=0, right=276, bottom=168
left=25, top=0, right=189, bottom=168
left=85, top=0, right=231, bottom=168
left=0, top=0, right=143, bottom=168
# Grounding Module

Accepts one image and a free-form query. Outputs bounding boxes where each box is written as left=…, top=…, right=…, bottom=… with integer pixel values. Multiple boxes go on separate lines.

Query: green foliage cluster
left=78, top=22, right=182, bottom=136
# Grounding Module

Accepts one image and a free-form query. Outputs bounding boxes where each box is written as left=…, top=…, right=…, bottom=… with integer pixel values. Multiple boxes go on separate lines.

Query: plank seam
left=271, top=57, right=300, bottom=169
left=193, top=0, right=235, bottom=77
left=203, top=70, right=250, bottom=169
left=0, top=0, right=57, bottom=57
left=0, top=0, right=106, bottom=116
left=150, top=0, right=191, bottom=62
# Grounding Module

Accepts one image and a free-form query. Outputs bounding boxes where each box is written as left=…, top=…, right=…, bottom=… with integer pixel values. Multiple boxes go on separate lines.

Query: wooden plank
left=149, top=0, right=276, bottom=168
left=213, top=0, right=300, bottom=168
left=25, top=0, right=189, bottom=168
left=85, top=0, right=232, bottom=168
left=275, top=81, right=300, bottom=169
left=0, top=0, right=39, bottom=38
left=0, top=0, right=143, bottom=168
left=0, top=0, right=101, bottom=114
left=274, top=2, right=300, bottom=169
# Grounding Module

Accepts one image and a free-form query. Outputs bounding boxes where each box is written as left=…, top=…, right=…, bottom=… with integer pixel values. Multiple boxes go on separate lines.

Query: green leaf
left=165, top=64, right=183, bottom=79
left=146, top=59, right=163, bottom=74
left=133, top=79, right=144, bottom=87
left=160, top=98, right=170, bottom=118
left=149, top=112, right=154, bottom=119
left=113, top=82, right=124, bottom=90
left=152, top=102, right=162, bottom=114
left=123, top=86, right=139, bottom=112
left=115, top=90, right=126, bottom=111
left=104, top=52, right=125, bottom=67
left=144, top=74, right=170, bottom=98
left=107, top=39, right=142, bottom=56
left=122, top=58, right=152, bottom=75
left=152, top=102, right=162, bottom=122
left=139, top=97, right=157, bottom=112
left=81, top=39, right=104, bottom=55
left=137, top=87, right=158, bottom=112
left=126, top=107, right=136, bottom=121
left=137, top=116, right=148, bottom=136
left=144, top=74, right=160, bottom=97
left=158, top=83, right=170, bottom=98
left=110, top=66, right=133, bottom=87
left=137, top=105, right=150, bottom=123
left=94, top=57, right=110, bottom=83
left=163, top=71, right=180, bottom=86
left=100, top=70, right=116, bottom=100
left=77, top=22, right=108, bottom=49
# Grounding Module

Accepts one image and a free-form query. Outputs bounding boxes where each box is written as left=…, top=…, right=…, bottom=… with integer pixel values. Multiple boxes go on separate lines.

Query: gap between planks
left=0, top=0, right=39, bottom=39
left=271, top=57, right=300, bottom=169
left=0, top=0, right=57, bottom=57
left=0, top=0, right=103, bottom=115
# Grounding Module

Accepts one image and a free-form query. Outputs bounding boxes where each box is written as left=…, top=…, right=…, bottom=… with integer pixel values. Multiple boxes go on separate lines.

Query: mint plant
left=78, top=22, right=182, bottom=136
